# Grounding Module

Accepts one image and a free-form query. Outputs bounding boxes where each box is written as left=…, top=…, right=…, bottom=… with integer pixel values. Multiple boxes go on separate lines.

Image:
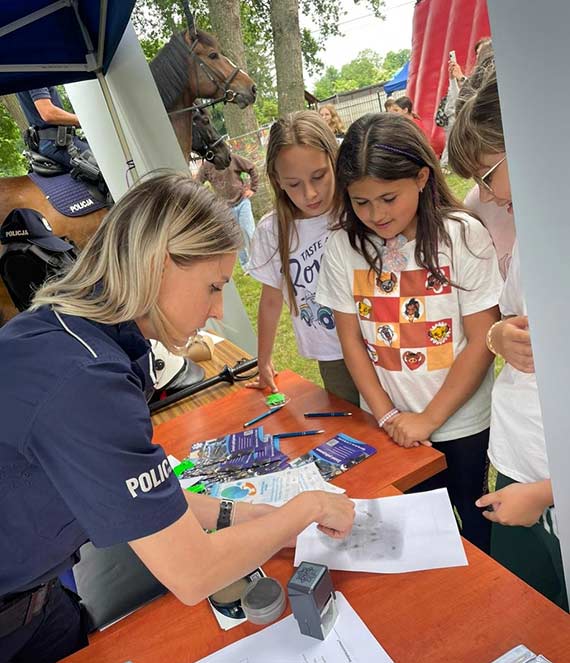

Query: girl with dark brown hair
left=317, top=112, right=502, bottom=552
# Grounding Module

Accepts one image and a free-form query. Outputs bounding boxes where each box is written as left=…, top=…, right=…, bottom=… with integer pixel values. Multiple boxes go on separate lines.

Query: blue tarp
left=0, top=1, right=136, bottom=95
left=384, top=61, right=409, bottom=94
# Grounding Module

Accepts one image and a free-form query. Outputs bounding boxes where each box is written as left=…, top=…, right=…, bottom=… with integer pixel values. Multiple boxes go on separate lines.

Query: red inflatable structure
left=407, top=0, right=491, bottom=156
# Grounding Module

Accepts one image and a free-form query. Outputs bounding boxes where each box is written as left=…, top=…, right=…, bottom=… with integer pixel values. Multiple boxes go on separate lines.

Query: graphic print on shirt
left=353, top=266, right=454, bottom=372
left=289, top=237, right=336, bottom=331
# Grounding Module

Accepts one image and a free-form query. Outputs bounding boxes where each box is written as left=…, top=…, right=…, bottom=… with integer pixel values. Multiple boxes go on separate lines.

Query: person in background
left=317, top=112, right=502, bottom=553
left=319, top=104, right=346, bottom=141
left=448, top=67, right=568, bottom=611
left=0, top=172, right=355, bottom=662
left=197, top=152, right=259, bottom=269
left=393, top=96, right=429, bottom=138
left=449, top=37, right=493, bottom=89
left=385, top=97, right=397, bottom=113
left=16, top=86, right=90, bottom=169
left=246, top=110, right=359, bottom=406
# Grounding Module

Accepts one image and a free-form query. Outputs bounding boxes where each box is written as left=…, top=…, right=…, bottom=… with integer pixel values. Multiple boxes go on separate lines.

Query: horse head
left=182, top=29, right=257, bottom=109
left=150, top=28, right=256, bottom=161
left=191, top=108, right=231, bottom=170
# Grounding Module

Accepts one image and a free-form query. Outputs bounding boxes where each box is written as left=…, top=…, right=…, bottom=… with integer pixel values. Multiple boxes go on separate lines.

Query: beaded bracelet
left=486, top=320, right=503, bottom=356
left=378, top=408, right=400, bottom=429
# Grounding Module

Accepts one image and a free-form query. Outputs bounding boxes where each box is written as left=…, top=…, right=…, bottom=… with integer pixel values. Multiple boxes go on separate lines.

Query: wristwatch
left=216, top=499, right=235, bottom=530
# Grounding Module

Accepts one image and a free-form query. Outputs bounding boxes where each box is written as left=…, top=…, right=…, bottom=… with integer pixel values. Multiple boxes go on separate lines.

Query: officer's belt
left=36, top=126, right=74, bottom=141
left=0, top=578, right=57, bottom=638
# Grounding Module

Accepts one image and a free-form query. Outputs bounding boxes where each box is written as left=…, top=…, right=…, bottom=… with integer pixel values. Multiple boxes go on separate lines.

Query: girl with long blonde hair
left=246, top=110, right=358, bottom=404
left=319, top=104, right=346, bottom=139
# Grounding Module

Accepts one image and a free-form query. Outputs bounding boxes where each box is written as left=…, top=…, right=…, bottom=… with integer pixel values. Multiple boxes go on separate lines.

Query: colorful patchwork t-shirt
left=247, top=211, right=343, bottom=361
left=317, top=214, right=502, bottom=442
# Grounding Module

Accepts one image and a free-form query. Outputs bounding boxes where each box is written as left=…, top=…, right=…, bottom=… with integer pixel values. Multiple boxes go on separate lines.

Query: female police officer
left=0, top=172, right=355, bottom=662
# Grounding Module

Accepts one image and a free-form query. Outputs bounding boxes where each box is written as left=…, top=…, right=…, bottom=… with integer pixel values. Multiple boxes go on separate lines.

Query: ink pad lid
left=240, top=577, right=286, bottom=625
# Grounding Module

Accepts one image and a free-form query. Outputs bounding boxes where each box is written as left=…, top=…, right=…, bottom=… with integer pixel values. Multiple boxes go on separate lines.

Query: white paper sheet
left=295, top=488, right=468, bottom=573
left=195, top=592, right=394, bottom=663
left=209, top=462, right=344, bottom=505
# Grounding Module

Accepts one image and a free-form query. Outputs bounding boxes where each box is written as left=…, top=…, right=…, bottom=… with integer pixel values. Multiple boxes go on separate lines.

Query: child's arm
left=334, top=311, right=396, bottom=421
left=487, top=315, right=535, bottom=373
left=246, top=283, right=282, bottom=393
left=387, top=306, right=500, bottom=447
left=476, top=480, right=553, bottom=527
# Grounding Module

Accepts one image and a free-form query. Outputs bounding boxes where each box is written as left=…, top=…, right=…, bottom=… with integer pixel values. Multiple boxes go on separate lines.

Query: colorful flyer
left=289, top=433, right=377, bottom=481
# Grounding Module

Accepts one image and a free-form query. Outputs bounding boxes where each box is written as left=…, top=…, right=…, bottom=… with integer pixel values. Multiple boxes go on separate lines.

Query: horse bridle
left=191, top=108, right=227, bottom=163
left=185, top=30, right=242, bottom=106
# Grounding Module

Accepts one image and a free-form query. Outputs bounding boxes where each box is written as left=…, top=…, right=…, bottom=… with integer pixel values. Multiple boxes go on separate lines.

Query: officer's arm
left=34, top=98, right=80, bottom=126
left=128, top=490, right=325, bottom=606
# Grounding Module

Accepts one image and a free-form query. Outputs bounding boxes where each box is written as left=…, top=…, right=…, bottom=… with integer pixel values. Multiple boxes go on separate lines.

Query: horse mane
left=149, top=30, right=220, bottom=111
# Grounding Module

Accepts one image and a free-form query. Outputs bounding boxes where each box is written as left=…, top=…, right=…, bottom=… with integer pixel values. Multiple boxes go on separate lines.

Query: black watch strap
left=216, top=499, right=235, bottom=530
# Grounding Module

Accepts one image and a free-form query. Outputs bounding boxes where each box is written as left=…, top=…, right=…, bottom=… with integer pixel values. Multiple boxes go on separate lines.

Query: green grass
left=233, top=174, right=475, bottom=388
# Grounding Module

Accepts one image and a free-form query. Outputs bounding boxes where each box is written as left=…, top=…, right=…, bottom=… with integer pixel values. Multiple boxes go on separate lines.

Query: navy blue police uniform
left=16, top=87, right=89, bottom=168
left=0, top=307, right=188, bottom=662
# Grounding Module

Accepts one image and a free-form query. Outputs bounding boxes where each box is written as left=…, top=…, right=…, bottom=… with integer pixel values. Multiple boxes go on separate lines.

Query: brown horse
left=0, top=27, right=255, bottom=323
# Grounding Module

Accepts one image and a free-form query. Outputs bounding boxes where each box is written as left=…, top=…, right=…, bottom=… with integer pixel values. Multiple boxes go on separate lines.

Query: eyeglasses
left=474, top=155, right=507, bottom=194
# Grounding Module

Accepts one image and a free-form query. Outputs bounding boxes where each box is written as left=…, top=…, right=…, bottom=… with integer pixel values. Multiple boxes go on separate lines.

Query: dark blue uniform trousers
left=0, top=581, right=89, bottom=663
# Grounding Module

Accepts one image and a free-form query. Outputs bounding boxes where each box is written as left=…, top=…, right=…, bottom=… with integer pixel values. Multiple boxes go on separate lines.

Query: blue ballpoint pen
left=303, top=411, right=352, bottom=418
left=243, top=404, right=285, bottom=428
left=273, top=429, right=325, bottom=439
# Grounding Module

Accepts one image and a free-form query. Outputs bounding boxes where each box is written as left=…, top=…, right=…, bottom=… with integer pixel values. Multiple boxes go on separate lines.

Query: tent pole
left=69, top=0, right=139, bottom=184
left=95, top=69, right=139, bottom=184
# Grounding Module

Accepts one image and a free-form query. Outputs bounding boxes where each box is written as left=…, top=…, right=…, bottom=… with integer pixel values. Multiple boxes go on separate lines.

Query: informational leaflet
left=289, top=433, right=376, bottom=481
left=195, top=592, right=394, bottom=663
left=295, top=488, right=468, bottom=573
left=209, top=462, right=344, bottom=505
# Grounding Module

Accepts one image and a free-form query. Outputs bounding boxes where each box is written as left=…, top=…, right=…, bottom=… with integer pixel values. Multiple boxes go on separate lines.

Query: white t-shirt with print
left=488, top=241, right=550, bottom=483
left=246, top=211, right=343, bottom=361
left=316, top=214, right=502, bottom=442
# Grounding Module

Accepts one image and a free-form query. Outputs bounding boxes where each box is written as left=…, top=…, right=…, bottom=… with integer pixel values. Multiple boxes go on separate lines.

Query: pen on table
left=273, top=429, right=325, bottom=439
left=243, top=405, right=285, bottom=428
left=303, top=411, right=353, bottom=418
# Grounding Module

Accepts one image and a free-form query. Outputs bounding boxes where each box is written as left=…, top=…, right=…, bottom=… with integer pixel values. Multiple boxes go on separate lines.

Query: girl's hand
left=383, top=412, right=434, bottom=448
left=492, top=316, right=535, bottom=373
left=246, top=361, right=279, bottom=392
left=475, top=481, right=552, bottom=527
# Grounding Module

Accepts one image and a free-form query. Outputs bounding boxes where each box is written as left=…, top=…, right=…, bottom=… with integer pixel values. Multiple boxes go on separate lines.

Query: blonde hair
left=266, top=110, right=338, bottom=315
left=32, top=171, right=242, bottom=354
left=319, top=104, right=345, bottom=136
left=448, top=67, right=505, bottom=179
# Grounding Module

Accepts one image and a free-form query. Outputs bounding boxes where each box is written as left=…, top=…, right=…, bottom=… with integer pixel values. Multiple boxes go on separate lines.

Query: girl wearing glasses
left=448, top=68, right=568, bottom=610
left=317, top=112, right=502, bottom=553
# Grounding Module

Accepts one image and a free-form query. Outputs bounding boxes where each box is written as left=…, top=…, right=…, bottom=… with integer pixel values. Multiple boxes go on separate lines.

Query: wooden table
left=62, top=367, right=570, bottom=662
left=151, top=336, right=255, bottom=425
left=153, top=369, right=446, bottom=493
left=64, top=484, right=570, bottom=663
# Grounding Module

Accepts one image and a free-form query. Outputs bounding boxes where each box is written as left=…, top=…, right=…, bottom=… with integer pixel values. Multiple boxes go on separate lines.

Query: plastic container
left=240, top=576, right=286, bottom=625
left=209, top=577, right=249, bottom=619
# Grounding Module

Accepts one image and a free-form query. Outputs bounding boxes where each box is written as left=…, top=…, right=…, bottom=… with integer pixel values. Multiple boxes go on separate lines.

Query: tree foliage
left=0, top=103, right=26, bottom=177
left=313, top=47, right=410, bottom=99
left=133, top=1, right=387, bottom=123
